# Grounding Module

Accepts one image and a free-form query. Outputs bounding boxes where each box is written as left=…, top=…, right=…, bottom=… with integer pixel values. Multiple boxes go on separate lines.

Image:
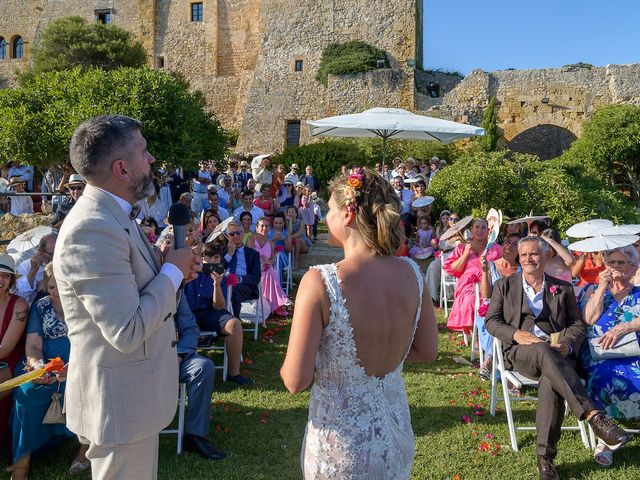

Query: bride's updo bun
left=329, top=167, right=402, bottom=256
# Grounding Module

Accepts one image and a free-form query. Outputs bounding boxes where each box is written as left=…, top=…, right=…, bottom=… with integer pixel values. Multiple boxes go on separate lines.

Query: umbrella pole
left=382, top=136, right=388, bottom=170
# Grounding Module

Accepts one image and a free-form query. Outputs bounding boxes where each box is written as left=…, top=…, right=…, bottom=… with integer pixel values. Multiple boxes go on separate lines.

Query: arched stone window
left=12, top=36, right=24, bottom=59
left=0, top=37, right=6, bottom=60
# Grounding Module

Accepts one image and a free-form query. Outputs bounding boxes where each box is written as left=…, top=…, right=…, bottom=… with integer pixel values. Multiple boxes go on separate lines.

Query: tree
left=560, top=104, right=640, bottom=206
left=27, top=16, right=147, bottom=76
left=479, top=96, right=499, bottom=152
left=0, top=68, right=226, bottom=170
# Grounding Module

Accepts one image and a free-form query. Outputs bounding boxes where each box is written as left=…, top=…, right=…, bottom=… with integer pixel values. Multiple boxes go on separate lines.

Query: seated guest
left=174, top=293, right=225, bottom=459
left=15, top=233, right=57, bottom=305
left=239, top=212, right=253, bottom=246
left=580, top=245, right=640, bottom=467
left=140, top=216, right=159, bottom=244
left=0, top=255, right=28, bottom=457
left=476, top=232, right=522, bottom=379
left=184, top=243, right=252, bottom=386
left=233, top=190, right=263, bottom=232
left=200, top=188, right=230, bottom=222
left=285, top=205, right=311, bottom=268
left=222, top=222, right=261, bottom=318
left=572, top=251, right=605, bottom=287
left=11, top=263, right=89, bottom=479
left=49, top=174, right=86, bottom=229
left=278, top=180, right=296, bottom=212
left=8, top=177, right=33, bottom=216
left=425, top=212, right=462, bottom=304
left=444, top=218, right=502, bottom=333
left=247, top=218, right=290, bottom=317
left=268, top=212, right=293, bottom=275
left=486, top=236, right=630, bottom=480
left=254, top=184, right=276, bottom=224
left=201, top=209, right=222, bottom=238
left=409, top=216, right=434, bottom=260
left=541, top=228, right=575, bottom=283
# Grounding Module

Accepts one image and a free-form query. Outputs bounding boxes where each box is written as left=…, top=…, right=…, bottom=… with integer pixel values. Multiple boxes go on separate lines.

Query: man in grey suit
left=54, top=115, right=200, bottom=479
left=486, top=236, right=630, bottom=480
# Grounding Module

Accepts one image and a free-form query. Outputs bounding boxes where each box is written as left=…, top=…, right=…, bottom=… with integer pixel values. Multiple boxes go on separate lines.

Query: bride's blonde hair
left=328, top=167, right=402, bottom=256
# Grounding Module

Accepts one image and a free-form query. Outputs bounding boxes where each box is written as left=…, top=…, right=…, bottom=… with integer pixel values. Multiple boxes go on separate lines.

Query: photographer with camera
left=184, top=243, right=252, bottom=386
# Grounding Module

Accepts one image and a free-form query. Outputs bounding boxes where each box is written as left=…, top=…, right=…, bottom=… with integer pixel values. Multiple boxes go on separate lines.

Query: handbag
left=42, top=382, right=66, bottom=424
left=588, top=332, right=640, bottom=360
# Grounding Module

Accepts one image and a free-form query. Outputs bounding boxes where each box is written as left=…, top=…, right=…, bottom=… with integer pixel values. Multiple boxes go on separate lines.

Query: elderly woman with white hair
left=580, top=244, right=640, bottom=467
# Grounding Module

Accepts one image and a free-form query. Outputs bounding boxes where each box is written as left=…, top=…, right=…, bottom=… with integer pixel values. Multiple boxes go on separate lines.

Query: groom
left=486, top=236, right=630, bottom=480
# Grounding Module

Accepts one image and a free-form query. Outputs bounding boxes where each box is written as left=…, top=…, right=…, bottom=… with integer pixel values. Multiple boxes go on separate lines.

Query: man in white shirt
left=16, top=233, right=57, bottom=305
left=391, top=176, right=414, bottom=238
left=8, top=163, right=34, bottom=191
left=137, top=184, right=170, bottom=228
left=251, top=154, right=272, bottom=191
left=284, top=163, right=299, bottom=185
left=8, top=177, right=33, bottom=215
left=233, top=190, right=264, bottom=231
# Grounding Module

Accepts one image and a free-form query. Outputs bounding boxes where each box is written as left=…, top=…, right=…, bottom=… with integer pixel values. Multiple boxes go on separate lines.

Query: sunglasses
left=227, top=231, right=242, bottom=236
left=449, top=217, right=460, bottom=222
left=606, top=260, right=630, bottom=267
left=69, top=186, right=84, bottom=191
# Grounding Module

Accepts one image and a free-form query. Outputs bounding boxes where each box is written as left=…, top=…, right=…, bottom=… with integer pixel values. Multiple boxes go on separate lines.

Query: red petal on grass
left=461, top=415, right=471, bottom=424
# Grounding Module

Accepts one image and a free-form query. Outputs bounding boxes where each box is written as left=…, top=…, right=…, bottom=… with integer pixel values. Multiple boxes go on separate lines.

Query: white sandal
left=594, top=440, right=614, bottom=468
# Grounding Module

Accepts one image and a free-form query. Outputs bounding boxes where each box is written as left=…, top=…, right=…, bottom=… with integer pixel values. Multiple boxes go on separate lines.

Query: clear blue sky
left=422, top=0, right=640, bottom=74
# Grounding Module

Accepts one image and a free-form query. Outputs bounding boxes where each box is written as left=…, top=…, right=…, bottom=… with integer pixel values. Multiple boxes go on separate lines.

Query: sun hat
left=64, top=174, right=86, bottom=188
left=240, top=160, right=248, bottom=167
left=0, top=254, right=17, bottom=275
left=295, top=181, right=304, bottom=188
left=8, top=176, right=24, bottom=187
left=291, top=163, right=299, bottom=169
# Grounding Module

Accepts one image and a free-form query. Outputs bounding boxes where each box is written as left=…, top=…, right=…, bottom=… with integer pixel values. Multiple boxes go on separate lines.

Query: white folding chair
left=470, top=283, right=484, bottom=364
left=489, top=338, right=591, bottom=452
left=276, top=250, right=293, bottom=295
left=228, top=282, right=266, bottom=341
left=160, top=382, right=187, bottom=454
left=439, top=254, right=456, bottom=317
left=197, top=333, right=228, bottom=382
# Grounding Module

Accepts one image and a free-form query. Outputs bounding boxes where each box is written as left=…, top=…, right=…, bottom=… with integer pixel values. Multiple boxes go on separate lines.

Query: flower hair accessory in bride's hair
left=344, top=167, right=365, bottom=212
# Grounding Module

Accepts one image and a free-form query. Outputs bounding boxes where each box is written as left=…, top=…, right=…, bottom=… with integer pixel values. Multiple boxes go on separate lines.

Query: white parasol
left=0, top=178, right=9, bottom=194
left=6, top=226, right=55, bottom=265
left=591, top=225, right=640, bottom=236
left=206, top=217, right=234, bottom=243
left=485, top=208, right=502, bottom=252
left=506, top=214, right=548, bottom=225
left=567, top=234, right=639, bottom=253
left=411, top=196, right=435, bottom=208
left=440, top=215, right=473, bottom=241
left=565, top=219, right=613, bottom=238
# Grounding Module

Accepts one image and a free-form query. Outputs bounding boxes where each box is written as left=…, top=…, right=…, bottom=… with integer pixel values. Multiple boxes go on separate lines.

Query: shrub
left=428, top=150, right=638, bottom=233
left=316, top=41, right=388, bottom=86
left=479, top=97, right=499, bottom=152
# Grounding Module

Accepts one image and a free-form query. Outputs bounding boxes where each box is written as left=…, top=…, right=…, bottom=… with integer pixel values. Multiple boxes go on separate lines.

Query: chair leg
left=222, top=341, right=228, bottom=382
left=489, top=351, right=498, bottom=416
left=470, top=319, right=478, bottom=362
left=501, top=374, right=519, bottom=452
left=177, top=383, right=186, bottom=454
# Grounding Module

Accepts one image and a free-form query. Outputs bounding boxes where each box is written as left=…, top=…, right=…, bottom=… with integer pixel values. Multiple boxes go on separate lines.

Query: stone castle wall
left=428, top=64, right=640, bottom=143
left=0, top=0, right=418, bottom=153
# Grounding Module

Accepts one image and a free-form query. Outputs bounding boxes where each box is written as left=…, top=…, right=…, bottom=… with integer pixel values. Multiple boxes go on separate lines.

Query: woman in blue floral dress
left=579, top=246, right=640, bottom=467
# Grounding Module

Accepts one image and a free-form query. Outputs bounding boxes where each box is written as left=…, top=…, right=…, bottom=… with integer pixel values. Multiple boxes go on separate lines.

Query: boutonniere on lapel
left=549, top=285, right=558, bottom=297
left=226, top=273, right=239, bottom=287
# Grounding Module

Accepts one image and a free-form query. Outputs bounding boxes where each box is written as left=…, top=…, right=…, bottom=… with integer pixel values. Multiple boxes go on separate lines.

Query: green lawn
left=20, top=313, right=640, bottom=480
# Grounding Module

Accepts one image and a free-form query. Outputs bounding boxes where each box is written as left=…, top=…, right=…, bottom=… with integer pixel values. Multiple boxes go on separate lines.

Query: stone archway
left=507, top=124, right=577, bottom=160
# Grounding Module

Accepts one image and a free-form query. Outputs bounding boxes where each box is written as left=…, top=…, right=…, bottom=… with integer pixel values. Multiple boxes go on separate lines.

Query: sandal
left=594, top=440, right=614, bottom=468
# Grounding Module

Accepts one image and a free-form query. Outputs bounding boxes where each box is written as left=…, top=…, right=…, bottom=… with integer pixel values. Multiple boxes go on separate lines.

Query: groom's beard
left=131, top=171, right=155, bottom=201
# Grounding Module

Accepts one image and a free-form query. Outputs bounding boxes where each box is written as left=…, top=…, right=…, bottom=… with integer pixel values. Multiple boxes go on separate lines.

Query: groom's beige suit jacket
left=54, top=185, right=179, bottom=445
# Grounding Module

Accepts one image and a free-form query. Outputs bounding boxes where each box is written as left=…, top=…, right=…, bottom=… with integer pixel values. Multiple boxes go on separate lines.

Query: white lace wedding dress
left=302, top=260, right=423, bottom=479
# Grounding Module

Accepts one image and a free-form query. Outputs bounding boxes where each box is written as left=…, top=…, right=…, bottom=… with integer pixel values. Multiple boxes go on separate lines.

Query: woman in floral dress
left=580, top=245, right=640, bottom=467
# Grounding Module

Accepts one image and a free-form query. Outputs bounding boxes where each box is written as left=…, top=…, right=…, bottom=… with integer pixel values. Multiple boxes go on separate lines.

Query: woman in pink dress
left=249, top=217, right=290, bottom=316
left=443, top=218, right=502, bottom=333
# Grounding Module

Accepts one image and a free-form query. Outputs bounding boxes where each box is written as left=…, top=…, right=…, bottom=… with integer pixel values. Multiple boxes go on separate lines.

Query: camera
left=202, top=263, right=226, bottom=275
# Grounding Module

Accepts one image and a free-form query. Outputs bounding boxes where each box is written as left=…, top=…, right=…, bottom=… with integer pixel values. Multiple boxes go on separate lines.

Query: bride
left=281, top=167, right=438, bottom=479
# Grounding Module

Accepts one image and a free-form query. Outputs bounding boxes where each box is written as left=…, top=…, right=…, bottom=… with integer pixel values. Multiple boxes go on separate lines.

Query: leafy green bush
left=342, top=137, right=458, bottom=164
left=428, top=150, right=639, bottom=233
left=316, top=41, right=388, bottom=86
left=271, top=141, right=369, bottom=192
left=0, top=68, right=226, bottom=170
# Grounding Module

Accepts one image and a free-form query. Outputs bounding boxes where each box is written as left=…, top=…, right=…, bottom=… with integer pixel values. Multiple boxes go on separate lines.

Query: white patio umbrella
left=6, top=226, right=55, bottom=265
left=308, top=108, right=485, bottom=166
left=565, top=219, right=613, bottom=238
left=567, top=234, right=639, bottom=253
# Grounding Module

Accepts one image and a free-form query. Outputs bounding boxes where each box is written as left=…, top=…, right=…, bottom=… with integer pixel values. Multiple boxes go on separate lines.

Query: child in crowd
left=298, top=186, right=315, bottom=239
left=409, top=217, right=434, bottom=259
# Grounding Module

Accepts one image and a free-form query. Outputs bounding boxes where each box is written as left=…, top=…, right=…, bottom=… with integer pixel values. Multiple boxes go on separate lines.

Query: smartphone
left=202, top=263, right=226, bottom=275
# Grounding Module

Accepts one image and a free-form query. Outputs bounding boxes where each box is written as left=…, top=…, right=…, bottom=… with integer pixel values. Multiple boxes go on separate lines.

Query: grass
left=17, top=311, right=640, bottom=480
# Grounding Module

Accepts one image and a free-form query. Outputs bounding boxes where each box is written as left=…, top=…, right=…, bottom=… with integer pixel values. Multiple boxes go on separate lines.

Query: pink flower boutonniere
left=226, top=273, right=239, bottom=287
left=549, top=285, right=558, bottom=296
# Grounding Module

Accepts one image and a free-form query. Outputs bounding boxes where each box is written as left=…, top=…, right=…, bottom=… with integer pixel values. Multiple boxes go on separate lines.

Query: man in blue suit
left=223, top=221, right=261, bottom=317
left=175, top=293, right=226, bottom=460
